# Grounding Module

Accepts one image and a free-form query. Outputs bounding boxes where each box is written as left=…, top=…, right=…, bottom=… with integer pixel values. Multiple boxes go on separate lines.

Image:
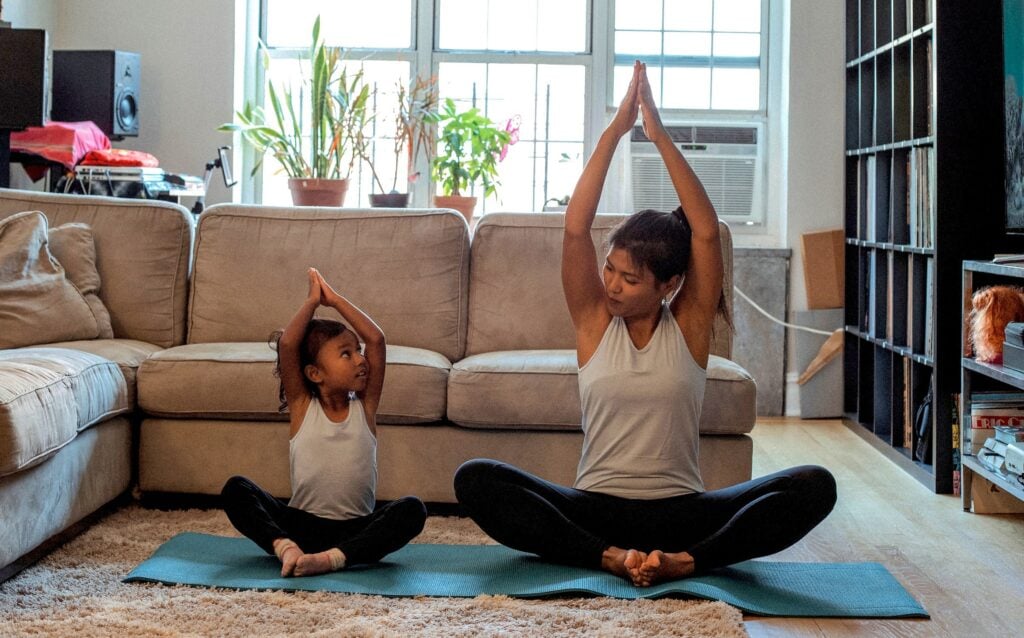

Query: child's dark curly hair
left=269, top=318, right=348, bottom=412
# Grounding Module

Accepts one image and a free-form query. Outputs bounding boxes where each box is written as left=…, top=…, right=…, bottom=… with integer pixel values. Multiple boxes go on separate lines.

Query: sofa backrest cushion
left=466, top=213, right=733, bottom=358
left=0, top=189, right=194, bottom=348
left=189, top=206, right=470, bottom=362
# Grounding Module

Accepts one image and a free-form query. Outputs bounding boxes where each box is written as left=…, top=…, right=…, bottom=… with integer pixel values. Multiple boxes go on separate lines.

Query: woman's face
left=602, top=247, right=672, bottom=317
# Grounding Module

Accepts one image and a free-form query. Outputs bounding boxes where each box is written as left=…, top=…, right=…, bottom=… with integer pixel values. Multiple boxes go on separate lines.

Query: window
left=612, top=0, right=766, bottom=113
left=251, top=0, right=771, bottom=222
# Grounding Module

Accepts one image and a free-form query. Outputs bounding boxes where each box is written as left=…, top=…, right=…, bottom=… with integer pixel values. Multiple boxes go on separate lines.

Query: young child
left=222, top=267, right=426, bottom=577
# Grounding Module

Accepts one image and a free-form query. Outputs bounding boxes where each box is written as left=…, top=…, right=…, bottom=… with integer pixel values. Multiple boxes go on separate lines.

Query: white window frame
left=242, top=0, right=780, bottom=238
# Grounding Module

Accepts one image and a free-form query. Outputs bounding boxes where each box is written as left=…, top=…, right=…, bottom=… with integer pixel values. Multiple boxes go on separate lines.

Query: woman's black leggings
left=221, top=475, right=426, bottom=566
left=454, top=460, right=836, bottom=574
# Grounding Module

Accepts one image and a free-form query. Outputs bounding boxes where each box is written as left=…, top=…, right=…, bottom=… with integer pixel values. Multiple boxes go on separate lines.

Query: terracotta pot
left=288, top=178, right=349, bottom=207
left=433, top=194, right=477, bottom=224
left=369, top=192, right=410, bottom=208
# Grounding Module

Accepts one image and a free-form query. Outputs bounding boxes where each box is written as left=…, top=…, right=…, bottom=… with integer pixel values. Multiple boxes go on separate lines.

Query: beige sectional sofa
left=0, top=190, right=756, bottom=578
left=0, top=188, right=193, bottom=579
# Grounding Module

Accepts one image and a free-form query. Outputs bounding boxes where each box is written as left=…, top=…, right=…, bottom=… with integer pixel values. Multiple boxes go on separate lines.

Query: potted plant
left=219, top=16, right=372, bottom=206
left=363, top=75, right=438, bottom=208
left=427, top=98, right=513, bottom=222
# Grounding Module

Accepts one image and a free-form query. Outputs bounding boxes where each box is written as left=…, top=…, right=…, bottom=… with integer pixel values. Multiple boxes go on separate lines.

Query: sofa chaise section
left=0, top=189, right=193, bottom=578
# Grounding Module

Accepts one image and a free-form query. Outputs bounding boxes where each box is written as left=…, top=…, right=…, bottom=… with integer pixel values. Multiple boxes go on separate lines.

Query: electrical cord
left=733, top=286, right=836, bottom=337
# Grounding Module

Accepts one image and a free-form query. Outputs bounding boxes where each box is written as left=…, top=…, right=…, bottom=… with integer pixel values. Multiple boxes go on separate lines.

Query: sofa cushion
left=48, top=222, right=114, bottom=339
left=466, top=214, right=734, bottom=359
left=447, top=352, right=755, bottom=435
left=0, top=211, right=100, bottom=348
left=28, top=339, right=163, bottom=406
left=0, top=348, right=129, bottom=476
left=138, top=343, right=450, bottom=424
left=188, top=206, right=469, bottom=362
left=0, top=190, right=194, bottom=348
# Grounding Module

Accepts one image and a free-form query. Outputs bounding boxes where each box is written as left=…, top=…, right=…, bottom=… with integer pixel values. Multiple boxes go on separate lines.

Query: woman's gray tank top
left=574, top=304, right=706, bottom=498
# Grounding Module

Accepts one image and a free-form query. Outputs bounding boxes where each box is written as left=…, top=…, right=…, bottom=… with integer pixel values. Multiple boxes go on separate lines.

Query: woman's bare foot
left=272, top=538, right=303, bottom=578
left=293, top=548, right=346, bottom=577
left=601, top=546, right=648, bottom=585
left=635, top=550, right=695, bottom=586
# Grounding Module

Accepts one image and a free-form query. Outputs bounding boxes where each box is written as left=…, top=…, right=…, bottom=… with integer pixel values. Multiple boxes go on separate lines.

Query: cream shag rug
left=0, top=505, right=748, bottom=637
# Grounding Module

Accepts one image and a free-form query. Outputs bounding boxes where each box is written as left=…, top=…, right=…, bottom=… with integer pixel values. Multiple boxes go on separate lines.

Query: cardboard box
left=802, top=229, right=845, bottom=309
left=971, top=475, right=1024, bottom=514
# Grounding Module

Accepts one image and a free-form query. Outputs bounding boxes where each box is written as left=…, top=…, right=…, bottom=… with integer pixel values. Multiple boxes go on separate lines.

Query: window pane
left=713, top=33, right=760, bottom=57
left=663, top=67, right=711, bottom=109
left=664, top=32, right=712, bottom=57
left=616, top=30, right=663, bottom=57
left=711, top=67, right=759, bottom=109
left=713, top=0, right=760, bottom=33
left=438, top=62, right=586, bottom=212
left=266, top=0, right=412, bottom=49
left=665, top=0, right=712, bottom=31
left=616, top=0, right=664, bottom=31
left=439, top=0, right=587, bottom=53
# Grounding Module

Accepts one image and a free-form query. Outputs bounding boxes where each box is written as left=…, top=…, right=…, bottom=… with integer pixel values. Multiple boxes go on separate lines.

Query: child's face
left=310, top=331, right=368, bottom=394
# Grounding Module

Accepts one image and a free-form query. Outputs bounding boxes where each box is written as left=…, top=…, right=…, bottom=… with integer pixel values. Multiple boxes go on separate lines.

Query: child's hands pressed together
left=315, top=270, right=345, bottom=307
left=306, top=267, right=322, bottom=305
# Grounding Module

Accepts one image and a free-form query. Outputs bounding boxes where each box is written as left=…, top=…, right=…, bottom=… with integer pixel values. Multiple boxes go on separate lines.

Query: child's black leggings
left=454, top=460, right=836, bottom=573
left=221, top=475, right=426, bottom=566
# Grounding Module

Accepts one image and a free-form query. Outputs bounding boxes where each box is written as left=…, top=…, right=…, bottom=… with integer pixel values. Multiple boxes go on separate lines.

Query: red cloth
left=10, top=121, right=111, bottom=180
left=79, top=148, right=159, bottom=167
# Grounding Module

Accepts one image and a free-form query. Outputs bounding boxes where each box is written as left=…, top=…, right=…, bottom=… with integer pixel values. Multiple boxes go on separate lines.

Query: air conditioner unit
left=629, top=123, right=764, bottom=223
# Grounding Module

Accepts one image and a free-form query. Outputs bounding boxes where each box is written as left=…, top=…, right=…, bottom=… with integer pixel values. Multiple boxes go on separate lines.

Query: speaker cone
left=117, top=91, right=137, bottom=130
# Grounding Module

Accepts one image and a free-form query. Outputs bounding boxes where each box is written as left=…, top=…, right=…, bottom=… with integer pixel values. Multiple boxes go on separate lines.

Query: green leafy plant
left=219, top=16, right=372, bottom=180
left=427, top=98, right=512, bottom=198
left=362, top=75, right=439, bottom=194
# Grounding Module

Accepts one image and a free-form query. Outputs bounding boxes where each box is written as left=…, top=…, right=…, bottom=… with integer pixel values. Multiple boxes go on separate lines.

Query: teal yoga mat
left=124, top=533, right=928, bottom=618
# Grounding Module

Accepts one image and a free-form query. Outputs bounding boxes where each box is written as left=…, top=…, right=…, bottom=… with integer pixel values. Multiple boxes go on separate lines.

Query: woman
left=454, top=61, right=836, bottom=586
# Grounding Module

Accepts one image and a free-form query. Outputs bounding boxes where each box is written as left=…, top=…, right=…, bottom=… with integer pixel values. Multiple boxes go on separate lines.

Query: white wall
left=1, top=0, right=57, bottom=31
left=41, top=0, right=240, bottom=206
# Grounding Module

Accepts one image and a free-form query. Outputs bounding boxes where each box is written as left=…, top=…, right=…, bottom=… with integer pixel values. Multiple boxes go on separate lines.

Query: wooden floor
left=745, top=418, right=1024, bottom=637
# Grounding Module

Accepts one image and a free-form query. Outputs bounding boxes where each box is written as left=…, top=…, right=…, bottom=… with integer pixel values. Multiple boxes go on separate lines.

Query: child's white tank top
left=288, top=396, right=377, bottom=520
left=574, top=304, right=706, bottom=499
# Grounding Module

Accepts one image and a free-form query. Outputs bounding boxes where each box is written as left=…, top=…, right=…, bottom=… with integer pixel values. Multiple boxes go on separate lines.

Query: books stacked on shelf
left=908, top=147, right=935, bottom=248
left=952, top=393, right=961, bottom=496
left=923, top=258, right=934, bottom=357
left=968, top=392, right=1024, bottom=454
left=1003, top=321, right=1024, bottom=373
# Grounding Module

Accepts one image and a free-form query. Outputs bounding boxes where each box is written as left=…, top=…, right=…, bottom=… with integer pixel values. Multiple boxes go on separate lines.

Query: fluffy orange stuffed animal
left=970, top=285, right=1024, bottom=363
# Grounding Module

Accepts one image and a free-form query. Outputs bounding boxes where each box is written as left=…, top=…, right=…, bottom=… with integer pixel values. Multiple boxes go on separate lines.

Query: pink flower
left=500, top=115, right=521, bottom=161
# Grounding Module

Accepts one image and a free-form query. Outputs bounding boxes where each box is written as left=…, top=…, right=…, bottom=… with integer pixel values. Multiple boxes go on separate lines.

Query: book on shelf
left=889, top=151, right=909, bottom=244
left=969, top=398, right=1024, bottom=454
left=903, top=358, right=913, bottom=449
left=923, top=257, right=934, bottom=357
left=1003, top=341, right=1024, bottom=374
left=952, top=393, right=961, bottom=496
left=873, top=154, right=891, bottom=243
left=866, top=155, right=878, bottom=242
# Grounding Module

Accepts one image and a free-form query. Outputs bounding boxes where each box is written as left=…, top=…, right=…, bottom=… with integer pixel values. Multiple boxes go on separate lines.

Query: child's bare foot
left=272, top=538, right=303, bottom=577
left=294, top=548, right=346, bottom=577
left=634, top=550, right=695, bottom=586
left=601, top=546, right=648, bottom=585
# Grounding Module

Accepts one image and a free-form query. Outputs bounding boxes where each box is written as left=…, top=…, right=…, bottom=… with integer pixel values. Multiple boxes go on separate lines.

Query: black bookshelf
left=842, top=1, right=1006, bottom=493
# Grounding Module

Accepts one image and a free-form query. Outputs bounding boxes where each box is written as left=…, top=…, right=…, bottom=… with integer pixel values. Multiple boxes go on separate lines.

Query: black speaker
left=52, top=50, right=140, bottom=138
left=0, top=29, right=48, bottom=130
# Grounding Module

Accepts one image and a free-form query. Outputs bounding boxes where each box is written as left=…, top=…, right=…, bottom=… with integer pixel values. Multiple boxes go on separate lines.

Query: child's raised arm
left=315, top=272, right=386, bottom=425
left=278, top=268, right=322, bottom=435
